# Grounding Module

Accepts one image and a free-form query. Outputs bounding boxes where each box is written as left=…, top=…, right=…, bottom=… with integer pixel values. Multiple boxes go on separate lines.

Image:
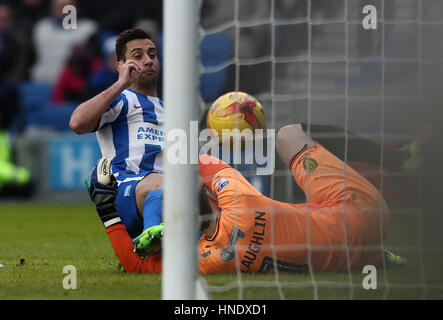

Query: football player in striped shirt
left=70, top=28, right=164, bottom=240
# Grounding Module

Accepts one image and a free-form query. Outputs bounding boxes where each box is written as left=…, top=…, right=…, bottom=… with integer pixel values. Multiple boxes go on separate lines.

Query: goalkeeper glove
left=85, top=158, right=121, bottom=228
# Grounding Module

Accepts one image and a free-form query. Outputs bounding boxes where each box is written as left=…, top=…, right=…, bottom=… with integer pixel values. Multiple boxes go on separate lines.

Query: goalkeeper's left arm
left=105, top=224, right=162, bottom=273
left=86, top=159, right=162, bottom=273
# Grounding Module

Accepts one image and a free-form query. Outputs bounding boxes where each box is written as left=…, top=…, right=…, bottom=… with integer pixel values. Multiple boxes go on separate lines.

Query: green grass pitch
left=0, top=202, right=442, bottom=300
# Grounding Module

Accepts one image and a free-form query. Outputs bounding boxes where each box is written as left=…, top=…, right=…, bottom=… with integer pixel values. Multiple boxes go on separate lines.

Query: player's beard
left=136, top=72, right=158, bottom=94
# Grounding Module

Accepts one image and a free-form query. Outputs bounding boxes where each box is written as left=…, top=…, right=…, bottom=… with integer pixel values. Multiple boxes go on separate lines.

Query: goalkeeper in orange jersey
left=86, top=123, right=405, bottom=274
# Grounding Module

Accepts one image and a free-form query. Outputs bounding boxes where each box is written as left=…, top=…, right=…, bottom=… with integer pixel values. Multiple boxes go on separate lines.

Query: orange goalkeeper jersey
left=197, top=145, right=390, bottom=274
left=106, top=144, right=389, bottom=274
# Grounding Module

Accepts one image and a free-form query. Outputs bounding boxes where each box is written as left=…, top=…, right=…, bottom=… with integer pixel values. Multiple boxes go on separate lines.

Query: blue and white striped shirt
left=96, top=88, right=164, bottom=183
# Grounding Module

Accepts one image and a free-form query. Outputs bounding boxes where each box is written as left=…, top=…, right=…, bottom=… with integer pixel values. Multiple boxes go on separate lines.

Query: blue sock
left=142, top=189, right=163, bottom=230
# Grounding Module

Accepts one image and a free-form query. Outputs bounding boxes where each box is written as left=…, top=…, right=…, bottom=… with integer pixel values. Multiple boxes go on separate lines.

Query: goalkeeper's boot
left=384, top=250, right=407, bottom=268
left=133, top=223, right=164, bottom=257
left=399, top=125, right=431, bottom=172
left=399, top=140, right=424, bottom=171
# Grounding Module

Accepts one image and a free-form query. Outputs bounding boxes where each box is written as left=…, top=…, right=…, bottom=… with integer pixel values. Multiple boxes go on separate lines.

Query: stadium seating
left=156, top=31, right=233, bottom=103
left=200, top=32, right=233, bottom=103
left=19, top=81, right=75, bottom=132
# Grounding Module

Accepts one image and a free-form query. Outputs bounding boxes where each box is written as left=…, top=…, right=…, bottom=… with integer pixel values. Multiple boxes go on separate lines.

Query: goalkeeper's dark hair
left=199, top=187, right=214, bottom=231
left=115, top=28, right=152, bottom=62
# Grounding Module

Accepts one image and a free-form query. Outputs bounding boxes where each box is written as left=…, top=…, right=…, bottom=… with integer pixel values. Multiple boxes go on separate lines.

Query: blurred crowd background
left=0, top=0, right=164, bottom=199
left=0, top=0, right=441, bottom=211
left=0, top=0, right=162, bottom=132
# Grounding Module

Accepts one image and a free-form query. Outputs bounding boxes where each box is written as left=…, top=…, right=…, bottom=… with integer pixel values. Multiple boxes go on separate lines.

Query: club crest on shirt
left=303, top=158, right=318, bottom=172
left=215, top=177, right=229, bottom=193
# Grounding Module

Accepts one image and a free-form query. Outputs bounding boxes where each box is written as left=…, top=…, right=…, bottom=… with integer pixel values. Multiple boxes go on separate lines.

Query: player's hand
left=117, top=59, right=141, bottom=88
left=85, top=158, right=121, bottom=228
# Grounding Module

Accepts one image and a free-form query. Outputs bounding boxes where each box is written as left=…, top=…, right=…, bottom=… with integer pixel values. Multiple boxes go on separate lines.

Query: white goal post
left=162, top=0, right=201, bottom=300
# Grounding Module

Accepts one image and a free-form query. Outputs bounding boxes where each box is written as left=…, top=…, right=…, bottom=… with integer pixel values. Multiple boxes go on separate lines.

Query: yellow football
left=206, top=91, right=266, bottom=139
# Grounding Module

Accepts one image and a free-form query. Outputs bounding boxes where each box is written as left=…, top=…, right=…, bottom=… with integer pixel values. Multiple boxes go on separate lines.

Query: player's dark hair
left=115, top=28, right=152, bottom=62
left=199, top=188, right=213, bottom=231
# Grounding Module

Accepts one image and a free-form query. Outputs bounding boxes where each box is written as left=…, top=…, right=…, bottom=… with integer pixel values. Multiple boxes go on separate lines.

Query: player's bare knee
left=276, top=124, right=315, bottom=167
left=135, top=173, right=163, bottom=215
